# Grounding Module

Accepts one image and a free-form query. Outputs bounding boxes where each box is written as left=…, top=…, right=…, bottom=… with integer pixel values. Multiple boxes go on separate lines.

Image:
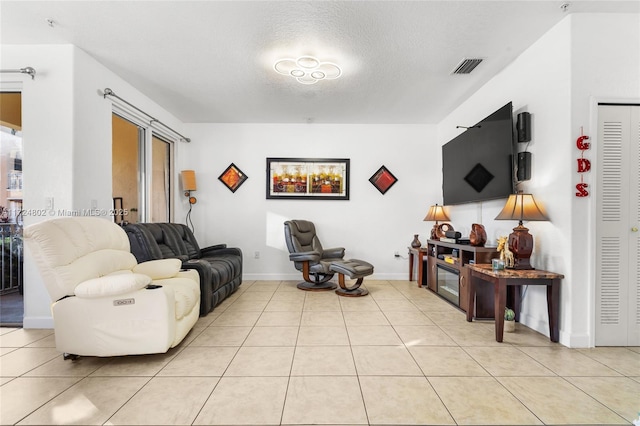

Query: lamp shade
left=181, top=170, right=197, bottom=191
left=423, top=204, right=450, bottom=222
left=495, top=193, right=548, bottom=222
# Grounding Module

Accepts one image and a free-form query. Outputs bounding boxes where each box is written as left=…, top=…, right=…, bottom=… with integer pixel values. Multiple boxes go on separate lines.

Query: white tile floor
left=1, top=279, right=639, bottom=425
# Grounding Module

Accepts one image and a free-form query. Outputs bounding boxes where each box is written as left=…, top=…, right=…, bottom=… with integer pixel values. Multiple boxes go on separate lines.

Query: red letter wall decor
left=575, top=130, right=590, bottom=197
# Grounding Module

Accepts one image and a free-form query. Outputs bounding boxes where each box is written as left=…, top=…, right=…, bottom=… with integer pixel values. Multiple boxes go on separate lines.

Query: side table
left=466, top=264, right=564, bottom=343
left=408, top=247, right=429, bottom=287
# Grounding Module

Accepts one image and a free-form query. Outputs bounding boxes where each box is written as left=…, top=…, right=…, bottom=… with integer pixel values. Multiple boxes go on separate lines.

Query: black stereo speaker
left=517, top=152, right=531, bottom=181
left=517, top=112, right=531, bottom=142
left=445, top=230, right=462, bottom=239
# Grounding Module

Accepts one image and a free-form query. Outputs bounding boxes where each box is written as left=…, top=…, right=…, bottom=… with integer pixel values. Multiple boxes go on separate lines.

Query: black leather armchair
left=124, top=223, right=242, bottom=315
left=284, top=220, right=345, bottom=291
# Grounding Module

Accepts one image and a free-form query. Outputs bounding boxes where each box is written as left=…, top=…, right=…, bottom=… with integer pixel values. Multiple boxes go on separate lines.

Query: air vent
left=451, top=58, right=483, bottom=74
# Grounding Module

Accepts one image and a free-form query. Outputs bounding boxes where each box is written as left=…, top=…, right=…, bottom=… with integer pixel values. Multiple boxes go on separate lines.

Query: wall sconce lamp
left=423, top=204, right=452, bottom=240
left=181, top=170, right=197, bottom=232
left=495, top=191, right=549, bottom=269
left=181, top=170, right=197, bottom=204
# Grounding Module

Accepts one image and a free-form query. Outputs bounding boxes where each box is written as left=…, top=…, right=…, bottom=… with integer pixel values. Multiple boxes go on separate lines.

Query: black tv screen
left=442, top=102, right=515, bottom=205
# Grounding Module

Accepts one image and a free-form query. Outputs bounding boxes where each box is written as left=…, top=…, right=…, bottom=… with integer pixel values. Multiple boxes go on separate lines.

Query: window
left=112, top=113, right=174, bottom=224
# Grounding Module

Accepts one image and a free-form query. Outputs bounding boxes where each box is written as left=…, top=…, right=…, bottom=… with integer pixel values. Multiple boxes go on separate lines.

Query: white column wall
left=570, top=13, right=640, bottom=347
left=0, top=45, right=186, bottom=328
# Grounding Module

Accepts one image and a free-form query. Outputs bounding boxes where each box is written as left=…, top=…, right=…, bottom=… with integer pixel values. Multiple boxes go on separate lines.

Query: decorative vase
left=470, top=223, right=487, bottom=247
left=411, top=234, right=421, bottom=248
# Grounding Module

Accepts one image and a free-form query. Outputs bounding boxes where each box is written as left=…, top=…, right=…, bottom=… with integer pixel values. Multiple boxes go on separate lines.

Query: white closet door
left=595, top=105, right=640, bottom=346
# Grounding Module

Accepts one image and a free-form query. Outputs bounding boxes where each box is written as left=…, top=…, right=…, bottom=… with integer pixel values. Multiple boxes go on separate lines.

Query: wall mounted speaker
left=517, top=152, right=531, bottom=181
left=517, top=112, right=531, bottom=143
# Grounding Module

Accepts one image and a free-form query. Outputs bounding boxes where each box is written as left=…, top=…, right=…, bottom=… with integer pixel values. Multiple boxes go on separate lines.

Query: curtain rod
left=0, top=67, right=36, bottom=80
left=102, top=88, right=191, bottom=142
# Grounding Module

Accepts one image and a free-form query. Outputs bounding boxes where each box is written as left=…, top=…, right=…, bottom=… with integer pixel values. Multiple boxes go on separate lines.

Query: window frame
left=112, top=104, right=176, bottom=223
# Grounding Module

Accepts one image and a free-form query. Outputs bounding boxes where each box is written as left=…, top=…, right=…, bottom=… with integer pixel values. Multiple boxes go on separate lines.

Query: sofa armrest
left=200, top=244, right=228, bottom=255
left=322, top=247, right=345, bottom=259
left=290, top=251, right=321, bottom=263
left=133, top=259, right=182, bottom=280
left=74, top=273, right=151, bottom=299
left=202, top=243, right=227, bottom=251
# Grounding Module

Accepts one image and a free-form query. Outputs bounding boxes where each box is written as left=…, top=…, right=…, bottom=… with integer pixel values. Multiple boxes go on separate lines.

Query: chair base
left=297, top=281, right=338, bottom=291
left=330, top=259, right=374, bottom=298
left=335, top=276, right=369, bottom=297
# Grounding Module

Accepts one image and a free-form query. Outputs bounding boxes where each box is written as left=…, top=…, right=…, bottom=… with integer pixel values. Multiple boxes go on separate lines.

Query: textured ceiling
left=1, top=1, right=638, bottom=124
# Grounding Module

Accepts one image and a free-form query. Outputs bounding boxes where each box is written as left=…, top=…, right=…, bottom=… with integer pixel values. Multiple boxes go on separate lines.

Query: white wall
left=569, top=13, right=640, bottom=347
left=0, top=44, right=186, bottom=328
left=180, top=123, right=437, bottom=280
left=436, top=13, right=640, bottom=347
left=1, top=45, right=76, bottom=327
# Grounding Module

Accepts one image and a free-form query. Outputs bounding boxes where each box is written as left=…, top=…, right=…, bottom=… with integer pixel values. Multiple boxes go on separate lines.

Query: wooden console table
left=466, top=264, right=564, bottom=343
left=407, top=247, right=429, bottom=287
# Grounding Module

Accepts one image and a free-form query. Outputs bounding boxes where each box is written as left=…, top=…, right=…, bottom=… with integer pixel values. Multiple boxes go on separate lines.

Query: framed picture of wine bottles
left=266, top=158, right=350, bottom=200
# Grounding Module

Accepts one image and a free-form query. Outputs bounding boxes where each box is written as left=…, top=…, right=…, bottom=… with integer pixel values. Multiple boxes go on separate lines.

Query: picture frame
left=369, top=165, right=398, bottom=194
left=218, top=163, right=248, bottom=193
left=266, top=158, right=350, bottom=200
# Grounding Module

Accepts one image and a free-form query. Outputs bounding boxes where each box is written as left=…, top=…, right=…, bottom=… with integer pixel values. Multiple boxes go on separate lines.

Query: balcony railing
left=1, top=223, right=23, bottom=295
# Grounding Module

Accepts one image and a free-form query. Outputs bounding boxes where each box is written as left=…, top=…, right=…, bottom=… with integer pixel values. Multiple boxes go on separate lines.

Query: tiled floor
left=1, top=279, right=639, bottom=425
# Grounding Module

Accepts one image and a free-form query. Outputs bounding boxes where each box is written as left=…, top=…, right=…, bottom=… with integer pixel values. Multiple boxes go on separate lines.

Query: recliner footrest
left=329, top=259, right=374, bottom=279
left=329, top=259, right=374, bottom=297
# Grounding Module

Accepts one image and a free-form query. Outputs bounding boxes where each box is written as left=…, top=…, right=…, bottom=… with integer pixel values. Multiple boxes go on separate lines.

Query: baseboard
left=23, top=316, right=54, bottom=329
left=519, top=313, right=590, bottom=348
left=242, top=273, right=408, bottom=281
left=519, top=313, right=549, bottom=338
left=242, top=273, right=300, bottom=281
left=559, top=330, right=591, bottom=348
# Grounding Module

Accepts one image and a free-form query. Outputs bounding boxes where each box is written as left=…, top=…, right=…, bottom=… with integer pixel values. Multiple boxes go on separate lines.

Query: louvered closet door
left=595, top=105, right=640, bottom=346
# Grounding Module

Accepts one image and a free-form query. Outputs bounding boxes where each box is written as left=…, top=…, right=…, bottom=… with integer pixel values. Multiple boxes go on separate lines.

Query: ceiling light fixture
left=274, top=55, right=341, bottom=85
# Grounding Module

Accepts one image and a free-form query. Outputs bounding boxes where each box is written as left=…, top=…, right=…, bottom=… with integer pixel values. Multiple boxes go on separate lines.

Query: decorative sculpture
left=469, top=223, right=487, bottom=247
left=497, top=236, right=515, bottom=268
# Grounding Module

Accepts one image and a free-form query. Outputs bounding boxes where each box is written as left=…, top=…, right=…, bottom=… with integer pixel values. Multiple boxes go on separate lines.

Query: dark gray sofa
left=123, top=223, right=242, bottom=315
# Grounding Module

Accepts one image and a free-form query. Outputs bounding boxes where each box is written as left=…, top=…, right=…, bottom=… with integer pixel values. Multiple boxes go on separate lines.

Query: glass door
left=437, top=265, right=460, bottom=305
left=150, top=135, right=171, bottom=222
left=0, top=92, right=23, bottom=326
left=112, top=113, right=143, bottom=224
left=112, top=113, right=174, bottom=225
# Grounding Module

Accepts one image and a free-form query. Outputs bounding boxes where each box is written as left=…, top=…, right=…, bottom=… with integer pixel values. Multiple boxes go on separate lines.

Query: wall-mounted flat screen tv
left=442, top=102, right=515, bottom=205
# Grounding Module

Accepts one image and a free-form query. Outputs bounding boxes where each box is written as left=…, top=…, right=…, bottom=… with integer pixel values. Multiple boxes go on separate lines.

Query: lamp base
left=185, top=191, right=197, bottom=205
left=430, top=224, right=439, bottom=240
left=508, top=224, right=534, bottom=270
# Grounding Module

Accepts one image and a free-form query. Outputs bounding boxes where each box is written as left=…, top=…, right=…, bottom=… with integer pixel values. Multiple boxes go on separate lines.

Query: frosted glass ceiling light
left=297, top=56, right=320, bottom=69
left=274, top=55, right=341, bottom=85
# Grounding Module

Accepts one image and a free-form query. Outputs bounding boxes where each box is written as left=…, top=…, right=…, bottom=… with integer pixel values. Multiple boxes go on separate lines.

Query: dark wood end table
left=407, top=246, right=429, bottom=287
left=466, top=264, right=564, bottom=343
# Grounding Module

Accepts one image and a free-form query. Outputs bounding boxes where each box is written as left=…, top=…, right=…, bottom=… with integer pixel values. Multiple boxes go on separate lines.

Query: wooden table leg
left=417, top=254, right=423, bottom=288
left=466, top=274, right=475, bottom=322
left=408, top=250, right=414, bottom=282
left=547, top=279, right=560, bottom=342
left=512, top=286, right=521, bottom=322
left=494, top=278, right=507, bottom=342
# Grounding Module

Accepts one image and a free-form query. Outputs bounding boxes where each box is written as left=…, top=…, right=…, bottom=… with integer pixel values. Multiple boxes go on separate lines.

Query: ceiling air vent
left=451, top=58, right=483, bottom=75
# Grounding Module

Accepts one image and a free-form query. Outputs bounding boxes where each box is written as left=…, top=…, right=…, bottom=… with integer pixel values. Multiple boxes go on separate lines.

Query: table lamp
left=494, top=192, right=549, bottom=269
left=423, top=204, right=451, bottom=240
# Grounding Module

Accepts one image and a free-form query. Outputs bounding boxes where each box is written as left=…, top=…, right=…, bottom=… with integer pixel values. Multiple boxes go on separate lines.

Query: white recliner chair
left=24, top=217, right=200, bottom=359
